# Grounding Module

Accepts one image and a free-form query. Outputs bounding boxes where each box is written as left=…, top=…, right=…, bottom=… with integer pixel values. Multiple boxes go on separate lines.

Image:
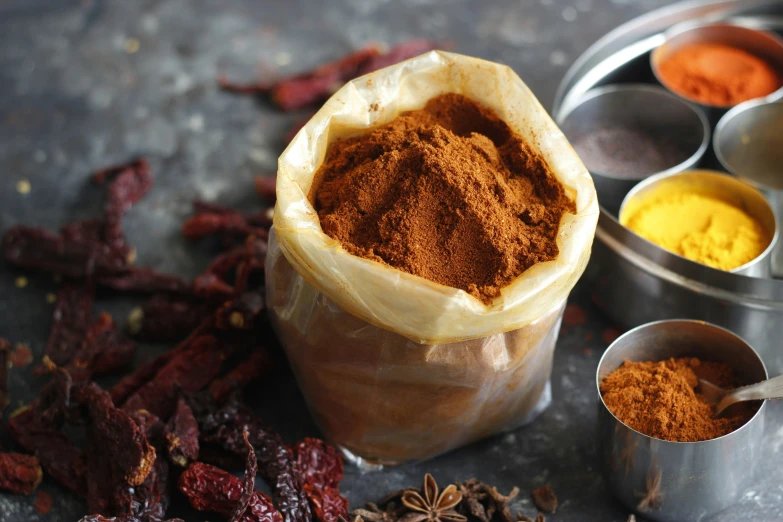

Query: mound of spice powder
left=658, top=43, right=783, bottom=107
left=312, top=93, right=575, bottom=304
left=621, top=190, right=770, bottom=271
left=600, top=357, right=757, bottom=442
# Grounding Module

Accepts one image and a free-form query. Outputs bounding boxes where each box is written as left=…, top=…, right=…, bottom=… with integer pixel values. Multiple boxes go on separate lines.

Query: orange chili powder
left=600, top=357, right=756, bottom=442
left=658, top=42, right=783, bottom=107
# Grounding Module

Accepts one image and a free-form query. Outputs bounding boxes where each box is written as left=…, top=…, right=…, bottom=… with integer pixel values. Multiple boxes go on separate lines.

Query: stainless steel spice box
left=552, top=0, right=783, bottom=375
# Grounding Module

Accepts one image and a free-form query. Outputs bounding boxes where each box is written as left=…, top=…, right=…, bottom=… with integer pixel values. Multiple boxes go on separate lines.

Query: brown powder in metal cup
left=312, top=93, right=575, bottom=304
left=600, top=357, right=757, bottom=442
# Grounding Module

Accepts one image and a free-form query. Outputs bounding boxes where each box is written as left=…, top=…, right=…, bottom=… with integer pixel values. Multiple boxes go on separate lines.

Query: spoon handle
left=732, top=375, right=783, bottom=402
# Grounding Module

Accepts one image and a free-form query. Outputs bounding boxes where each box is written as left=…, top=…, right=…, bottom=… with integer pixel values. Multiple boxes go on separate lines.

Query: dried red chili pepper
left=215, top=292, right=265, bottom=331
left=122, top=335, right=230, bottom=418
left=194, top=236, right=268, bottom=300
left=294, top=438, right=343, bottom=490
left=102, top=158, right=153, bottom=257
left=295, top=438, right=347, bottom=522
left=91, top=158, right=149, bottom=186
left=201, top=248, right=245, bottom=278
left=132, top=295, right=209, bottom=343
left=10, top=343, right=33, bottom=368
left=531, top=485, right=557, bottom=515
left=110, top=317, right=215, bottom=406
left=40, top=367, right=77, bottom=428
left=355, top=39, right=438, bottom=75
left=209, top=348, right=273, bottom=404
left=0, top=452, right=43, bottom=494
left=1, top=226, right=128, bottom=278
left=61, top=218, right=105, bottom=244
left=130, top=409, right=165, bottom=446
left=130, top=447, right=170, bottom=522
left=194, top=272, right=236, bottom=300
left=254, top=176, right=277, bottom=202
left=179, top=462, right=283, bottom=522
left=128, top=407, right=170, bottom=520
left=164, top=398, right=200, bottom=467
left=182, top=212, right=260, bottom=240
left=8, top=406, right=87, bottom=496
left=67, top=312, right=136, bottom=383
left=230, top=430, right=258, bottom=522
left=221, top=237, right=268, bottom=276
left=45, top=283, right=95, bottom=367
left=230, top=261, right=257, bottom=296
left=192, top=200, right=239, bottom=215
left=34, top=490, right=53, bottom=514
left=219, top=47, right=379, bottom=110
left=193, top=396, right=313, bottom=522
left=302, top=484, right=348, bottom=522
left=0, top=338, right=9, bottom=413
left=220, top=40, right=439, bottom=112
left=270, top=47, right=381, bottom=111
left=190, top=201, right=271, bottom=228
left=73, top=383, right=156, bottom=515
left=90, top=333, right=136, bottom=376
left=109, top=352, right=172, bottom=407
left=196, top=442, right=244, bottom=467
left=97, top=266, right=191, bottom=295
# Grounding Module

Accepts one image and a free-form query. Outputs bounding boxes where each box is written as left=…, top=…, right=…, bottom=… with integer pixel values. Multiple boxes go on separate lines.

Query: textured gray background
left=1, top=0, right=782, bottom=521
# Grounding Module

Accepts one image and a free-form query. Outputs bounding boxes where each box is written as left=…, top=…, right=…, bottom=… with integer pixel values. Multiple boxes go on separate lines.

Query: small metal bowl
left=597, top=320, right=767, bottom=522
left=651, top=22, right=783, bottom=122
left=559, top=84, right=709, bottom=215
left=715, top=99, right=783, bottom=277
left=619, top=169, right=778, bottom=277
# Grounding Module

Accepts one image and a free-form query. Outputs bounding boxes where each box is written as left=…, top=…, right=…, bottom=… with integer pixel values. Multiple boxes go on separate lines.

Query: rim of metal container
left=596, top=212, right=783, bottom=305
left=553, top=0, right=783, bottom=305
left=595, top=319, right=768, bottom=445
left=617, top=169, right=779, bottom=274
left=558, top=84, right=710, bottom=181
left=650, top=20, right=783, bottom=109
left=714, top=97, right=783, bottom=190
left=553, top=0, right=781, bottom=120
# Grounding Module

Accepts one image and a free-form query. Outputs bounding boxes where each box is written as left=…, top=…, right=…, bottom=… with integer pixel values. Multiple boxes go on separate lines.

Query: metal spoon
left=699, top=375, right=783, bottom=416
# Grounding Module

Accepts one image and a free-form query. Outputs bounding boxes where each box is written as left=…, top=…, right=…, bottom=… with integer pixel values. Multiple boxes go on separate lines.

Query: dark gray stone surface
left=1, top=0, right=781, bottom=521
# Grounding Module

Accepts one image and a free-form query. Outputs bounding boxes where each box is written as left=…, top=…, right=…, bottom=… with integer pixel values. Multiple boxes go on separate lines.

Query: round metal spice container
left=559, top=84, right=709, bottom=215
left=597, top=320, right=767, bottom=522
left=715, top=98, right=783, bottom=276
left=619, top=170, right=777, bottom=277
left=651, top=22, right=783, bottom=119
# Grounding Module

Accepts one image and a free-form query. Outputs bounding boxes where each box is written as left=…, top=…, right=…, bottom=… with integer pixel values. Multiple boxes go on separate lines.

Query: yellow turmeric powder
left=621, top=191, right=770, bottom=271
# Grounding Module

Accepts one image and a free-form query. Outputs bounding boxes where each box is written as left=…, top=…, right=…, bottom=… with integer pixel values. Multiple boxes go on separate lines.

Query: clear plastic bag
left=267, top=51, right=598, bottom=465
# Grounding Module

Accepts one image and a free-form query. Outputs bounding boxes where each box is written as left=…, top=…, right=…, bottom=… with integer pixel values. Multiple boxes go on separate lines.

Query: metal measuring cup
left=715, top=95, right=783, bottom=278
left=558, top=84, right=709, bottom=216
left=596, top=320, right=767, bottom=522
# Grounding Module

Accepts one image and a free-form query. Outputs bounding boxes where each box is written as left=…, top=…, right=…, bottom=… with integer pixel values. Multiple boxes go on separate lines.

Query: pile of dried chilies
left=0, top=155, right=350, bottom=522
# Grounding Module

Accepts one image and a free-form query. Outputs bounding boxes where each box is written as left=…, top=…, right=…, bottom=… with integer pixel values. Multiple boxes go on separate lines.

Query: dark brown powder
left=312, top=93, right=575, bottom=303
left=600, top=357, right=757, bottom=442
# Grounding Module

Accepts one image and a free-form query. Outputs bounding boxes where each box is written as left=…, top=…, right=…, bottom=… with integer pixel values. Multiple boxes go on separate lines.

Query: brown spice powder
left=312, top=93, right=575, bottom=303
left=600, top=357, right=756, bottom=442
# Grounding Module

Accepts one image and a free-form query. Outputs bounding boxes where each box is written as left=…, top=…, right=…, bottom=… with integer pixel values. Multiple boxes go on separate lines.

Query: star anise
left=400, top=474, right=467, bottom=522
